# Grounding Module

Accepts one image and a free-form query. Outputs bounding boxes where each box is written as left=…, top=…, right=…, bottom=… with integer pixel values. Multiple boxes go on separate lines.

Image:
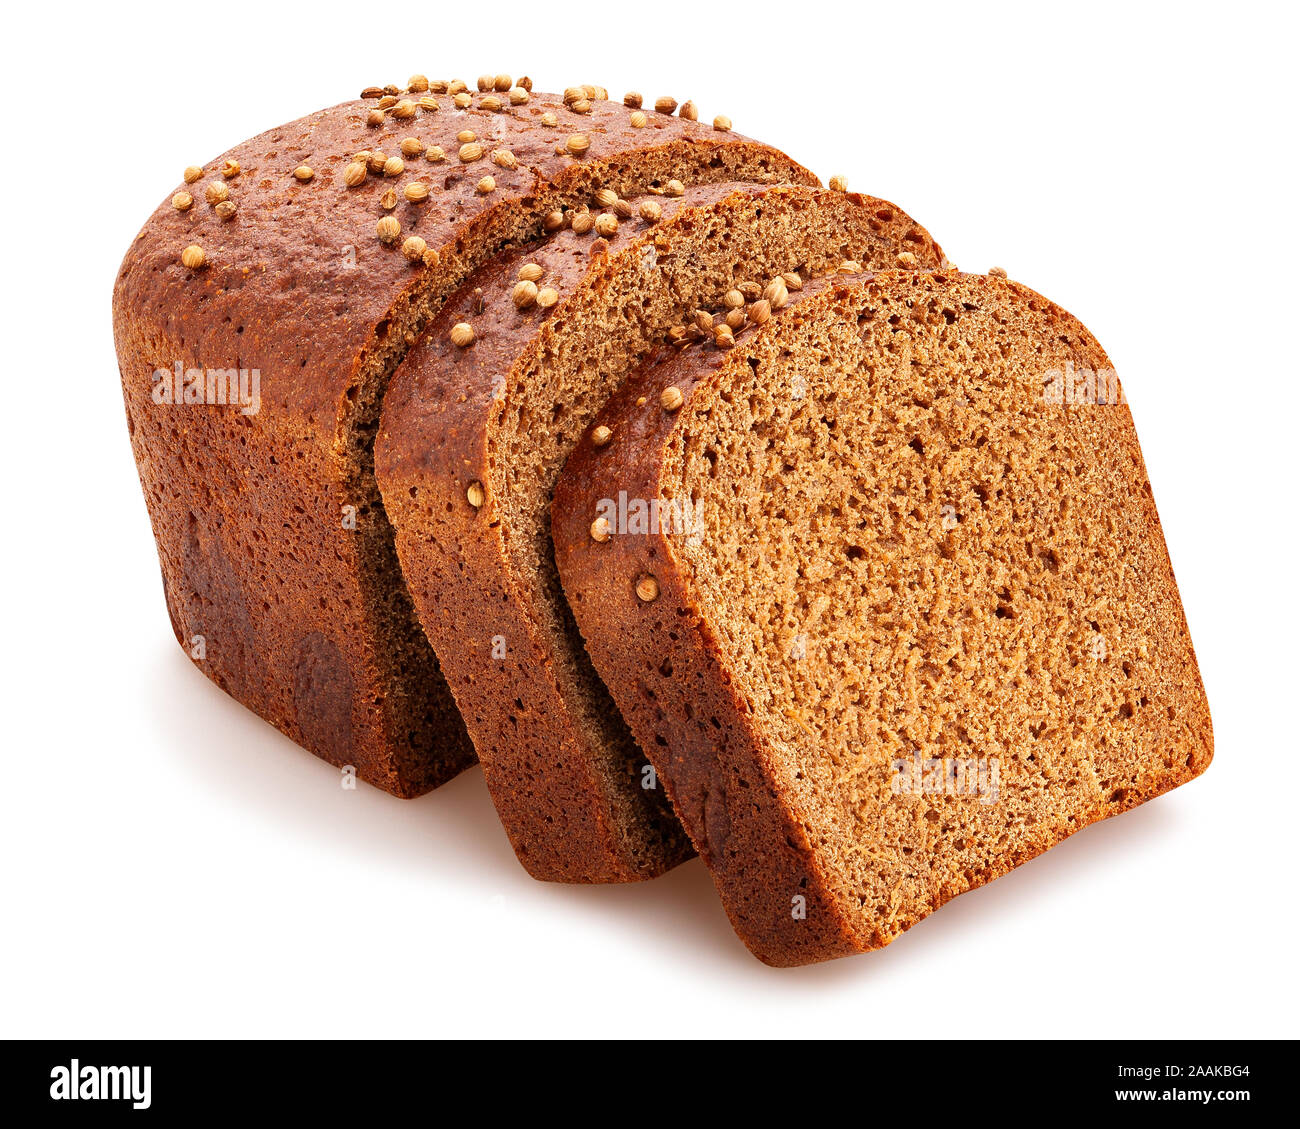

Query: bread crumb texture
left=552, top=270, right=1212, bottom=962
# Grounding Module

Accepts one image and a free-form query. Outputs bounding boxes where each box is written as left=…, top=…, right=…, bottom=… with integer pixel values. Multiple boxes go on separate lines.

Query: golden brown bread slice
left=375, top=184, right=946, bottom=880
left=553, top=269, right=1213, bottom=959
left=112, top=77, right=814, bottom=797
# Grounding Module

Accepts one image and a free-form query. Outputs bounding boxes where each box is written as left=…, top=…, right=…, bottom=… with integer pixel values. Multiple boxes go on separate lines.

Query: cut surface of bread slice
left=113, top=80, right=814, bottom=797
left=375, top=184, right=945, bottom=879
left=553, top=269, right=1213, bottom=958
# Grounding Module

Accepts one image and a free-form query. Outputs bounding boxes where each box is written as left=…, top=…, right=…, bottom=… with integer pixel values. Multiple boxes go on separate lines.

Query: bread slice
left=375, top=184, right=946, bottom=880
left=112, top=78, right=814, bottom=797
left=553, top=269, right=1213, bottom=958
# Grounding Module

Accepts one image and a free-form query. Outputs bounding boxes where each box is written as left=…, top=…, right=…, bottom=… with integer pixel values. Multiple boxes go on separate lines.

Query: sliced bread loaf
left=552, top=269, right=1213, bottom=959
left=375, top=185, right=946, bottom=880
left=113, top=78, right=814, bottom=796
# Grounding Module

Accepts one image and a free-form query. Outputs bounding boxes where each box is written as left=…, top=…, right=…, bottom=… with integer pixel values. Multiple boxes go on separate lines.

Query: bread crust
left=113, top=86, right=814, bottom=795
left=553, top=271, right=1213, bottom=960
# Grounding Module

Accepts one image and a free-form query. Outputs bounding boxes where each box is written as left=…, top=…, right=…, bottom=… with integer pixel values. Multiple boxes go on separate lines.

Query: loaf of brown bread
left=112, top=76, right=814, bottom=796
left=375, top=184, right=945, bottom=881
left=553, top=269, right=1213, bottom=959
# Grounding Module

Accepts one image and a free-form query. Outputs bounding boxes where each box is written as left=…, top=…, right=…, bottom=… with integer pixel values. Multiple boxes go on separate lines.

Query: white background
left=3, top=1, right=1295, bottom=1039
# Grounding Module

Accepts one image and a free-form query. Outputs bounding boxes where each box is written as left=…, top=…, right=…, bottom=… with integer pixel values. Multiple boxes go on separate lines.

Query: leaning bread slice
left=376, top=184, right=945, bottom=881
left=553, top=269, right=1213, bottom=958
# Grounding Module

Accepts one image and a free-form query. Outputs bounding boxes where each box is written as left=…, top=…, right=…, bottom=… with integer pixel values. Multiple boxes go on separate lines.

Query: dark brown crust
left=113, top=86, right=814, bottom=796
left=377, top=186, right=945, bottom=882
left=553, top=271, right=1213, bottom=962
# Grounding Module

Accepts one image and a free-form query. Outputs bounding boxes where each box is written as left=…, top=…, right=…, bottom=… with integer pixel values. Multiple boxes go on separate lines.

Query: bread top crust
left=375, top=182, right=761, bottom=476
left=556, top=270, right=879, bottom=514
left=112, top=86, right=814, bottom=425
left=378, top=183, right=735, bottom=484
left=376, top=185, right=946, bottom=486
left=559, top=269, right=1115, bottom=508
